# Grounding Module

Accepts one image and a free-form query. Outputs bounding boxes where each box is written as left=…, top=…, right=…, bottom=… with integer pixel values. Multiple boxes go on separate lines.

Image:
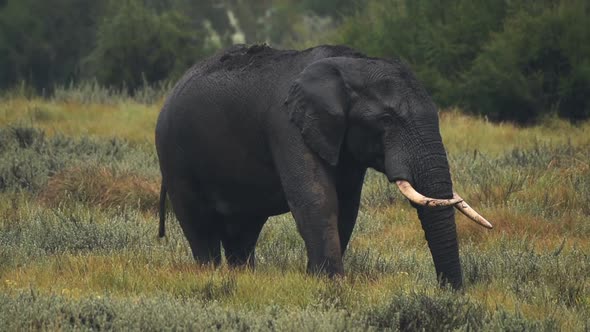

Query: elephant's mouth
left=395, top=180, right=493, bottom=229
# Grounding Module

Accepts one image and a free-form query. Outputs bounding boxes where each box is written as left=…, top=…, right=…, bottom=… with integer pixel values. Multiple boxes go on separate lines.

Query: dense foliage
left=84, top=1, right=212, bottom=91
left=0, top=0, right=588, bottom=121
left=339, top=0, right=590, bottom=123
left=0, top=0, right=104, bottom=91
left=0, top=0, right=339, bottom=92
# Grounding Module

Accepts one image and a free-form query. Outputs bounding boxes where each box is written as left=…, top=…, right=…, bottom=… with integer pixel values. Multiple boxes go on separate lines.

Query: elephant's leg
left=335, top=164, right=366, bottom=255
left=292, top=182, right=343, bottom=277
left=167, top=179, right=221, bottom=266
left=221, top=216, right=267, bottom=268
left=271, top=149, right=343, bottom=276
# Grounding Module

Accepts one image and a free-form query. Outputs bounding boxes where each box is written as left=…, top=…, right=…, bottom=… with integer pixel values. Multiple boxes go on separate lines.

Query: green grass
left=0, top=94, right=589, bottom=330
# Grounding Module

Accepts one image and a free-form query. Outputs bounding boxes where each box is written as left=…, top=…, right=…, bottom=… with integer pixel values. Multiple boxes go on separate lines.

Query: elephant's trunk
left=418, top=207, right=462, bottom=288
left=414, top=158, right=462, bottom=289
left=387, top=138, right=463, bottom=289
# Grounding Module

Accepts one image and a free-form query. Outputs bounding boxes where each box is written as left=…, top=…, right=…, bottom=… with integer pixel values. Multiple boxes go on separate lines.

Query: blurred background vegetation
left=0, top=0, right=588, bottom=123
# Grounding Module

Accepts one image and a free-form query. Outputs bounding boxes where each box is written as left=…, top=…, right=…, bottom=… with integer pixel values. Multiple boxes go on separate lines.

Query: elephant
left=155, top=44, right=492, bottom=289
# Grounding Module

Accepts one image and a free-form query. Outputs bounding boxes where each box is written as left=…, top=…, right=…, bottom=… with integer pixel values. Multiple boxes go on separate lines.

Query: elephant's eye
left=380, top=114, right=394, bottom=126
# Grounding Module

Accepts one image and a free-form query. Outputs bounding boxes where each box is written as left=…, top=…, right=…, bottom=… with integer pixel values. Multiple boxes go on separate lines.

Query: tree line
left=1, top=0, right=588, bottom=123
left=339, top=0, right=590, bottom=122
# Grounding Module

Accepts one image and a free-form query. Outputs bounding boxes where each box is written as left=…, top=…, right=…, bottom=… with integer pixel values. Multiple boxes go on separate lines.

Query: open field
left=1, top=95, right=589, bottom=330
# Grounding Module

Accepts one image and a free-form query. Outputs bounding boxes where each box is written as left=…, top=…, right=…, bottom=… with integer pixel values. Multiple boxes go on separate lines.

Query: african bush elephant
left=155, top=44, right=491, bottom=289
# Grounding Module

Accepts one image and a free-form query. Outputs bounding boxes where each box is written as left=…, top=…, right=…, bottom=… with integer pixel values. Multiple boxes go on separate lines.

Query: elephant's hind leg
left=167, top=179, right=222, bottom=266
left=221, top=216, right=267, bottom=268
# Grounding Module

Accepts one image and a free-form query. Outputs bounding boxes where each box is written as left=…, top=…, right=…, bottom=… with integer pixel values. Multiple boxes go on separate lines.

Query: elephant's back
left=164, top=44, right=366, bottom=107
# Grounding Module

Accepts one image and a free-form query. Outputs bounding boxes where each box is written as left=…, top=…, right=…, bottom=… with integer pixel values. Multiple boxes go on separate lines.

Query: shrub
left=0, top=127, right=157, bottom=193
left=461, top=0, right=590, bottom=123
left=366, top=291, right=559, bottom=331
left=0, top=291, right=561, bottom=331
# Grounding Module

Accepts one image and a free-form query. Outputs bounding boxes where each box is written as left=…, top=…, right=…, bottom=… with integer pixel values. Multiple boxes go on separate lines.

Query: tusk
left=452, top=193, right=494, bottom=229
left=396, top=180, right=463, bottom=207
left=395, top=180, right=494, bottom=229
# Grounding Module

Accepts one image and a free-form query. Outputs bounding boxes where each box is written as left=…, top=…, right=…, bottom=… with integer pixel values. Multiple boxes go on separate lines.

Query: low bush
left=0, top=291, right=561, bottom=331
left=38, top=165, right=158, bottom=212
left=0, top=126, right=157, bottom=193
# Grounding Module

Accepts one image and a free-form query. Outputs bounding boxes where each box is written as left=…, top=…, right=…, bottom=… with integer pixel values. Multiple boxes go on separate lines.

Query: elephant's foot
left=306, top=255, right=345, bottom=277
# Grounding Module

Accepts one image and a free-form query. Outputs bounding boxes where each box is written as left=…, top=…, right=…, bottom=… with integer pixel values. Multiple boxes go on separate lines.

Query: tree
left=83, top=0, right=213, bottom=91
left=337, top=0, right=506, bottom=106
left=300, top=0, right=362, bottom=18
left=461, top=0, right=590, bottom=122
left=337, top=0, right=589, bottom=122
left=0, top=0, right=103, bottom=90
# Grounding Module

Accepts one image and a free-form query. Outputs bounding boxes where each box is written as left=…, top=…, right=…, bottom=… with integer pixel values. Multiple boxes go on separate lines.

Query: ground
left=0, top=90, right=589, bottom=330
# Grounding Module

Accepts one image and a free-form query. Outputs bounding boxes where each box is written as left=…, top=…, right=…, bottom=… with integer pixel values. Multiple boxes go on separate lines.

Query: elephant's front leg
left=295, top=197, right=343, bottom=276
left=271, top=144, right=344, bottom=276
left=335, top=161, right=366, bottom=256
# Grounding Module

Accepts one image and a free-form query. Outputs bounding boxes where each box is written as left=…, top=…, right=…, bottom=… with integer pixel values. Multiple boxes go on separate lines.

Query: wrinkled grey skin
left=156, top=44, right=462, bottom=289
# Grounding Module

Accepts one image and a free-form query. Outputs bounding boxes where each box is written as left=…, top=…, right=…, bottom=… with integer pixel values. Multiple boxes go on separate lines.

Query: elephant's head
left=285, top=57, right=491, bottom=289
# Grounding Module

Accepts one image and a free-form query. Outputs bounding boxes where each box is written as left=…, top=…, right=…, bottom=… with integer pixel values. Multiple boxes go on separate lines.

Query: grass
left=0, top=97, right=161, bottom=145
left=0, top=93, right=589, bottom=330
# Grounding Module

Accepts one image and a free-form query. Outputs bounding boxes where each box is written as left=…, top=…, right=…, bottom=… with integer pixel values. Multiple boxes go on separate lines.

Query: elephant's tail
left=158, top=183, right=166, bottom=238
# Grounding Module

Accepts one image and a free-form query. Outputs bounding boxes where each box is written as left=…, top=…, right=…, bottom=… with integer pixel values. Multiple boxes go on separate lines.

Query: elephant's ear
left=285, top=61, right=349, bottom=166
